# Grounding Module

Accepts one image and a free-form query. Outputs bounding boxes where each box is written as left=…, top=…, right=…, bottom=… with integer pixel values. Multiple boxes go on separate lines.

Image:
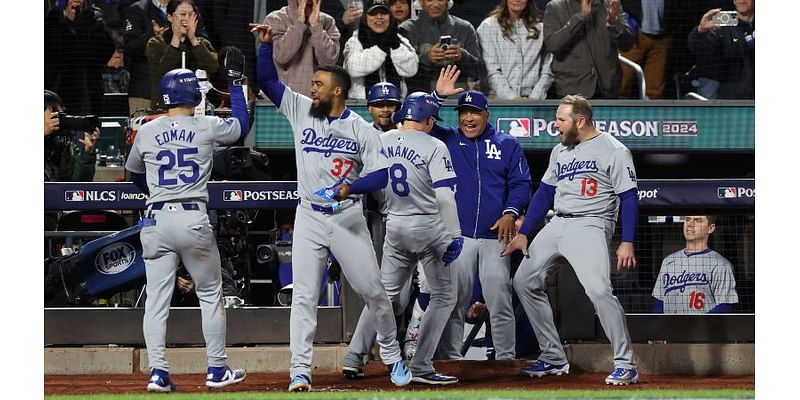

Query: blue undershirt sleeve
left=349, top=168, right=388, bottom=194
left=518, top=183, right=556, bottom=236
left=256, top=43, right=286, bottom=107
left=619, top=188, right=639, bottom=243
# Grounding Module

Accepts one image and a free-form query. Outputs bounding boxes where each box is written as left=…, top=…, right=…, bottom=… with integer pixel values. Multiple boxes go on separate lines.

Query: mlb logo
left=497, top=118, right=531, bottom=138
left=717, top=187, right=738, bottom=199
left=65, top=191, right=85, bottom=202
left=223, top=190, right=244, bottom=201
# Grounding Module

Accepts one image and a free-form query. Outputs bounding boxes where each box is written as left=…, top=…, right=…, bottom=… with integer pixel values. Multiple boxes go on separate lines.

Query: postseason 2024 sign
left=254, top=101, right=754, bottom=152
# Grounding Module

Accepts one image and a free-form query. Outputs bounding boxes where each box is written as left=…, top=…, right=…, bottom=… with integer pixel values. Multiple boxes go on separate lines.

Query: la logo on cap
left=465, top=93, right=473, bottom=103
left=381, top=85, right=390, bottom=95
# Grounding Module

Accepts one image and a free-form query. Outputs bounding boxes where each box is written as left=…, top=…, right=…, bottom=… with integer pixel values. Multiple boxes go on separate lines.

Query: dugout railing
left=44, top=179, right=754, bottom=346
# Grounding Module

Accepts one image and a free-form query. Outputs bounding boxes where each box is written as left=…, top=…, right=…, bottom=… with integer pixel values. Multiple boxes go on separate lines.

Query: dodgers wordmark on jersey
left=653, top=249, right=739, bottom=313
left=278, top=86, right=389, bottom=204
left=543, top=132, right=637, bottom=218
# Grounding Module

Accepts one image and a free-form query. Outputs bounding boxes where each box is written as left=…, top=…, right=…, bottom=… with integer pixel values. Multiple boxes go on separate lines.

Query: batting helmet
left=159, top=68, right=202, bottom=107
left=392, top=92, right=442, bottom=124
left=367, top=82, right=401, bottom=105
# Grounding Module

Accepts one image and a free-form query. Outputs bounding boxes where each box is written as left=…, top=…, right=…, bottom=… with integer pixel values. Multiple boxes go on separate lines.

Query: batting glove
left=224, top=47, right=246, bottom=86
left=314, top=177, right=346, bottom=201
left=442, top=237, right=464, bottom=265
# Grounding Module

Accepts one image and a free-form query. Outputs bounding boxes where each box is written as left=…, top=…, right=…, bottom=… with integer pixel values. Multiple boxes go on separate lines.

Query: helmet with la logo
left=367, top=82, right=401, bottom=105
left=392, top=92, right=442, bottom=124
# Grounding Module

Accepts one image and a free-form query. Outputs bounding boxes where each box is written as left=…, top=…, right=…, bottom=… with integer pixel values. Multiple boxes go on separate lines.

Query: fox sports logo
left=95, top=242, right=137, bottom=275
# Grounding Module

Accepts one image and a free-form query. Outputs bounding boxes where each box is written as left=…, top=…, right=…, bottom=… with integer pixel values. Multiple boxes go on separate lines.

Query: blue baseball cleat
left=206, top=365, right=246, bottom=388
left=288, top=374, right=312, bottom=392
left=605, top=367, right=639, bottom=385
left=520, top=360, right=570, bottom=377
left=389, top=361, right=412, bottom=386
left=146, top=368, right=176, bottom=393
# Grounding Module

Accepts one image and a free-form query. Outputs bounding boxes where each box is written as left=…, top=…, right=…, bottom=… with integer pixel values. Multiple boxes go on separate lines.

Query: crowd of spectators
left=44, top=0, right=755, bottom=120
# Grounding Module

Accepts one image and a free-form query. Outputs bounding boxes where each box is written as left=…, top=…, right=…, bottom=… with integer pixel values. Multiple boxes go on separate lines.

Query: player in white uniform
left=125, top=54, right=249, bottom=392
left=252, top=24, right=411, bottom=392
left=342, top=92, right=464, bottom=385
left=502, top=95, right=640, bottom=385
left=652, top=215, right=739, bottom=313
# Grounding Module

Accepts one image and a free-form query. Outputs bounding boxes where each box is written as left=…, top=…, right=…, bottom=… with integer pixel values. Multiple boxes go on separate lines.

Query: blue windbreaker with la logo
left=431, top=123, right=532, bottom=239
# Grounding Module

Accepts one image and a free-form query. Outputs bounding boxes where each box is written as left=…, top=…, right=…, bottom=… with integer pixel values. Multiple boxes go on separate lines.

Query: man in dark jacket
left=543, top=0, right=634, bottom=99
left=45, top=0, right=116, bottom=115
left=429, top=88, right=531, bottom=361
left=122, top=0, right=170, bottom=114
left=687, top=0, right=754, bottom=99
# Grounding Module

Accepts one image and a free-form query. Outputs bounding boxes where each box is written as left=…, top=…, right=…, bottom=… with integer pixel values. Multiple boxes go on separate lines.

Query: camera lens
left=256, top=244, right=276, bottom=264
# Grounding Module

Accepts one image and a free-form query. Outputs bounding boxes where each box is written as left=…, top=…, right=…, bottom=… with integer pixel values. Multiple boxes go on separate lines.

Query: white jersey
left=278, top=87, right=389, bottom=204
left=125, top=115, right=241, bottom=205
left=652, top=249, right=739, bottom=313
left=379, top=129, right=456, bottom=216
left=541, top=133, right=637, bottom=220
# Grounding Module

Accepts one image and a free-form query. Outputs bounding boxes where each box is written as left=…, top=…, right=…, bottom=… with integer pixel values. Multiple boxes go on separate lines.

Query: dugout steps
left=44, top=343, right=754, bottom=375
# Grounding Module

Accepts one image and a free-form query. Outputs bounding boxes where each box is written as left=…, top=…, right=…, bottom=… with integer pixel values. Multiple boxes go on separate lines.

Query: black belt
left=556, top=213, right=578, bottom=218
left=641, top=32, right=668, bottom=39
left=302, top=198, right=359, bottom=215
left=150, top=202, right=201, bottom=211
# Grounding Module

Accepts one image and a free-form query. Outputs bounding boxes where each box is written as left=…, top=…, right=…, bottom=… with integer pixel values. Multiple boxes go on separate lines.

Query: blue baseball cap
left=454, top=90, right=489, bottom=112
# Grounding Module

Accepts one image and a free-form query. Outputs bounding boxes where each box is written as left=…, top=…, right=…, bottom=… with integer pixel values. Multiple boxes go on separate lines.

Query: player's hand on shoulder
left=616, top=242, right=637, bottom=270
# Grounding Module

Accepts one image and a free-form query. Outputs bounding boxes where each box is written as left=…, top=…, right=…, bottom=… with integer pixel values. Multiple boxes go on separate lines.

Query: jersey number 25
left=157, top=148, right=199, bottom=186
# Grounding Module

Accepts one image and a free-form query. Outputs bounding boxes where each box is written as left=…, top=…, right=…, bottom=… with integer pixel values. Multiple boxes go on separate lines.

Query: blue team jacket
left=431, top=123, right=532, bottom=239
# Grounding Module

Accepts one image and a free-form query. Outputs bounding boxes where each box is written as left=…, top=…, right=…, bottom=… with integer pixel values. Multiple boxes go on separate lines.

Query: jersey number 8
left=389, top=163, right=410, bottom=197
left=156, top=148, right=200, bottom=186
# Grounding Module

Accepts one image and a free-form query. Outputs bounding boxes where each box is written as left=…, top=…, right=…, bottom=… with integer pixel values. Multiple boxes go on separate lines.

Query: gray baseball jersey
left=542, top=133, right=637, bottom=219
left=275, top=86, right=403, bottom=381
left=514, top=132, right=637, bottom=370
left=125, top=114, right=242, bottom=373
left=278, top=87, right=389, bottom=203
left=652, top=249, right=739, bottom=313
left=346, top=128, right=459, bottom=376
left=380, top=129, right=457, bottom=215
left=126, top=115, right=241, bottom=205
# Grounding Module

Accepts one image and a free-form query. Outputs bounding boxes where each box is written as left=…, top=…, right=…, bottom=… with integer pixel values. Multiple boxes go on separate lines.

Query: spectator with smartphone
left=344, top=0, right=419, bottom=99
left=687, top=0, right=754, bottom=99
left=399, top=0, right=483, bottom=93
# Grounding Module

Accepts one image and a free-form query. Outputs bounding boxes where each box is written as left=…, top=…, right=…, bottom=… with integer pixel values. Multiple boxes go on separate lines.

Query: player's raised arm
left=252, top=24, right=287, bottom=107
left=223, top=47, right=250, bottom=141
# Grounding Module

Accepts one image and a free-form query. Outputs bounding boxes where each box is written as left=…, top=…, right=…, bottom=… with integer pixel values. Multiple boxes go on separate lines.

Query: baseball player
left=343, top=92, right=463, bottom=385
left=252, top=24, right=411, bottom=392
left=364, top=82, right=403, bottom=262
left=124, top=49, right=249, bottom=392
left=652, top=215, right=739, bottom=313
left=502, top=94, right=640, bottom=385
left=427, top=86, right=532, bottom=361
